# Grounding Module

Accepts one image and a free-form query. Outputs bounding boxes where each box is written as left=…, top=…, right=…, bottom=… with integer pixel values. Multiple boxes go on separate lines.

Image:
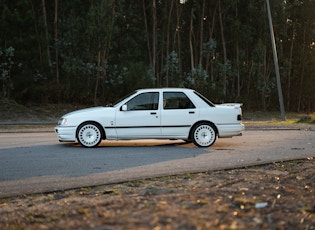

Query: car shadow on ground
left=0, top=140, right=213, bottom=181
left=64, top=139, right=192, bottom=148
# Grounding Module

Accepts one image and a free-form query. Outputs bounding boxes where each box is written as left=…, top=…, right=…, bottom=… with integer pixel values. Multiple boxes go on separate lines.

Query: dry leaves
left=0, top=158, right=314, bottom=230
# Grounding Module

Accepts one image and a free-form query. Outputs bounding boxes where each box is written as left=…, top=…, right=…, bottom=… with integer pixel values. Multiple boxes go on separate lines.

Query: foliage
left=0, top=47, right=21, bottom=99
left=0, top=0, right=314, bottom=111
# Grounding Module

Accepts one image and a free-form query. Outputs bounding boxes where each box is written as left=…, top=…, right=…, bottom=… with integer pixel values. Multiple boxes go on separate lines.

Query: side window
left=163, top=92, right=195, bottom=109
left=125, top=92, right=159, bottom=111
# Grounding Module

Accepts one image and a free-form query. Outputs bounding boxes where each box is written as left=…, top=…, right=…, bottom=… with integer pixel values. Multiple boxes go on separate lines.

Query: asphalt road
left=0, top=129, right=314, bottom=198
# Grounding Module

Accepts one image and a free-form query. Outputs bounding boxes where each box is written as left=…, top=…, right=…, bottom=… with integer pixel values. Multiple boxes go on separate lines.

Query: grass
left=243, top=111, right=315, bottom=124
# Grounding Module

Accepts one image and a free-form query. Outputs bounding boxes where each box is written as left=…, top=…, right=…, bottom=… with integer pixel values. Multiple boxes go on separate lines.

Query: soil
left=0, top=159, right=314, bottom=230
left=0, top=102, right=314, bottom=229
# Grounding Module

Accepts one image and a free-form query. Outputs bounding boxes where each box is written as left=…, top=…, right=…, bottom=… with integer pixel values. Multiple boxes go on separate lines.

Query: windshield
left=113, top=91, right=137, bottom=107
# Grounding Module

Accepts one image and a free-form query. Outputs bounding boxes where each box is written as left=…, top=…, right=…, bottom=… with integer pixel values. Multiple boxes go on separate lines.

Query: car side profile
left=55, top=88, right=244, bottom=147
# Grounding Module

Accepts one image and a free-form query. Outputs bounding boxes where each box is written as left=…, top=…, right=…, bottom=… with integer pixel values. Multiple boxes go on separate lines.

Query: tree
left=1, top=0, right=314, bottom=111
left=0, top=47, right=16, bottom=99
left=54, top=0, right=59, bottom=85
left=42, top=0, right=52, bottom=68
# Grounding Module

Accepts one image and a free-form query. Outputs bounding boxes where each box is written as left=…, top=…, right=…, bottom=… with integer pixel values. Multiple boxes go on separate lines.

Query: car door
left=161, top=91, right=199, bottom=137
left=115, top=92, right=161, bottom=139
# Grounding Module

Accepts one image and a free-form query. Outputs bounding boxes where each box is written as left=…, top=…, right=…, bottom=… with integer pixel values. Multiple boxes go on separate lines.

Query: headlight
left=58, top=118, right=69, bottom=126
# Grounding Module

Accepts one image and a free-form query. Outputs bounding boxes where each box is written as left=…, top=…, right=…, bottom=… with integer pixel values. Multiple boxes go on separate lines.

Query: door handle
left=150, top=112, right=157, bottom=115
left=189, top=111, right=195, bottom=114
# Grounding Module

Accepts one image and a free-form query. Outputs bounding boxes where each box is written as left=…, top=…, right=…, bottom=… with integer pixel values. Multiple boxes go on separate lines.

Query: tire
left=77, top=122, right=103, bottom=147
left=191, top=123, right=217, bottom=147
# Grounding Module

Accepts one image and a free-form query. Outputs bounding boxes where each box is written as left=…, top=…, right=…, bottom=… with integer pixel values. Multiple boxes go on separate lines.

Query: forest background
left=1, top=0, right=314, bottom=112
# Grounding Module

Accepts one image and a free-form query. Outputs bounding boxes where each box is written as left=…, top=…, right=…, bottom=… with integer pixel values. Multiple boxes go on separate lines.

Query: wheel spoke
left=192, top=124, right=216, bottom=147
left=77, top=123, right=102, bottom=147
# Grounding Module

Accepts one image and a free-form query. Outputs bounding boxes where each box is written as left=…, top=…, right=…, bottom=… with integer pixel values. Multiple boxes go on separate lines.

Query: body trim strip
left=104, top=125, right=191, bottom=129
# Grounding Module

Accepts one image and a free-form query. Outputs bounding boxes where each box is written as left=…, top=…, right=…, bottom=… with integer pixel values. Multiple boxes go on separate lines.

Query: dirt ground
left=0, top=158, right=314, bottom=230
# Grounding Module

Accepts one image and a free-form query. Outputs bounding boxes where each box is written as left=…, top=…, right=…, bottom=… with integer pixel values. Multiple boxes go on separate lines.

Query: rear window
left=194, top=91, right=215, bottom=107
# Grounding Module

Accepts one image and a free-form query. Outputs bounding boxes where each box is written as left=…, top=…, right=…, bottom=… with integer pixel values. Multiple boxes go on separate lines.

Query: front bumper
left=55, top=126, right=77, bottom=142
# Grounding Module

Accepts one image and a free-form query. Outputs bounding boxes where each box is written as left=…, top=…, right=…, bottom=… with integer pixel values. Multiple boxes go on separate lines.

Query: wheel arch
left=189, top=120, right=218, bottom=139
left=76, top=120, right=106, bottom=140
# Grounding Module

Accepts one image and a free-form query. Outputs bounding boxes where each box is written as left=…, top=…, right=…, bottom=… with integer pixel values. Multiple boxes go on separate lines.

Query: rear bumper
left=217, top=123, right=245, bottom=137
left=55, top=126, right=77, bottom=142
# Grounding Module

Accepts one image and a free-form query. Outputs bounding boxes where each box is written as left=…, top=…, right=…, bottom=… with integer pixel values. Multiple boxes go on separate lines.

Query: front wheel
left=191, top=123, right=217, bottom=147
left=77, top=122, right=103, bottom=147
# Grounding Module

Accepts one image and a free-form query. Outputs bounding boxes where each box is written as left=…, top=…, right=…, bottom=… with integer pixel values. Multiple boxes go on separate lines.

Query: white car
left=55, top=88, right=244, bottom=148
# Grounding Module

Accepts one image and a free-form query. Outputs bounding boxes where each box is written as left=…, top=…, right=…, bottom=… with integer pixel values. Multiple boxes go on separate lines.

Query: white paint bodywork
left=55, top=88, right=244, bottom=146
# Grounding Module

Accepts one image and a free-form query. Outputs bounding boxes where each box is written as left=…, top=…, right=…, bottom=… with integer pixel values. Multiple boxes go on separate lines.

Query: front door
left=115, top=92, right=161, bottom=139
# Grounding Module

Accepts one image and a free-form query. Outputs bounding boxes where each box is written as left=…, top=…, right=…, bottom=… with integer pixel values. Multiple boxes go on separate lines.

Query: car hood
left=63, top=106, right=112, bottom=117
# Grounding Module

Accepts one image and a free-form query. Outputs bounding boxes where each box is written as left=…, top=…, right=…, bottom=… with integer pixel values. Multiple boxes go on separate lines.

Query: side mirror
left=121, top=104, right=127, bottom=111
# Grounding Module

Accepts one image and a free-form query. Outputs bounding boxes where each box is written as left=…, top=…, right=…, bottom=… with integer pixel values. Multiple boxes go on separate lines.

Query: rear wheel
left=77, top=122, right=103, bottom=147
left=191, top=123, right=216, bottom=147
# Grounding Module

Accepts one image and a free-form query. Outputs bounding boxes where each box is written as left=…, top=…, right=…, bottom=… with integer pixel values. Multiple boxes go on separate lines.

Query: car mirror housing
left=121, top=104, right=127, bottom=111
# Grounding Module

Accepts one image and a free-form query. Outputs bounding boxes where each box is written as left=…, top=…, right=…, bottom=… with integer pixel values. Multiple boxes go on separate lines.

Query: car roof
left=136, top=88, right=194, bottom=93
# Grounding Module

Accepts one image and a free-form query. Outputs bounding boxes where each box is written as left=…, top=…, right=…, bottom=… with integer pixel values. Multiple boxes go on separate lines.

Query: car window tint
left=163, top=92, right=195, bottom=109
left=125, top=92, right=159, bottom=110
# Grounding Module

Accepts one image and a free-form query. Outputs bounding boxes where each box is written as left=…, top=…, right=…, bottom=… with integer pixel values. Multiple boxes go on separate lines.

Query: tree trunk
left=94, top=42, right=101, bottom=106
left=142, top=0, right=152, bottom=72
left=236, top=42, right=240, bottom=98
left=189, top=7, right=195, bottom=69
left=298, top=26, right=307, bottom=112
left=93, top=1, right=116, bottom=105
left=287, top=23, right=295, bottom=110
left=54, top=0, right=59, bottom=85
left=165, top=0, right=174, bottom=87
left=261, top=45, right=267, bottom=111
left=30, top=0, right=43, bottom=69
left=206, top=2, right=217, bottom=81
left=218, top=0, right=227, bottom=97
left=198, top=0, right=205, bottom=66
left=235, top=3, right=240, bottom=99
left=152, top=0, right=158, bottom=86
left=42, top=0, right=52, bottom=67
left=175, top=1, right=183, bottom=76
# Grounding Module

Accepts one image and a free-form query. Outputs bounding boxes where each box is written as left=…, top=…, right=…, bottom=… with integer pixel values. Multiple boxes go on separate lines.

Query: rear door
left=161, top=91, right=199, bottom=137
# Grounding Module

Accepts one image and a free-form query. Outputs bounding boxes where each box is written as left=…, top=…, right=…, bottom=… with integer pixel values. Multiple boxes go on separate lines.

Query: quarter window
left=163, top=92, right=195, bottom=109
left=125, top=92, right=159, bottom=110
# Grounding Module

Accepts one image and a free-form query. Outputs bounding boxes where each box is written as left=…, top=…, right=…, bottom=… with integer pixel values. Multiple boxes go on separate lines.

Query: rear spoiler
left=220, top=103, right=243, bottom=109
